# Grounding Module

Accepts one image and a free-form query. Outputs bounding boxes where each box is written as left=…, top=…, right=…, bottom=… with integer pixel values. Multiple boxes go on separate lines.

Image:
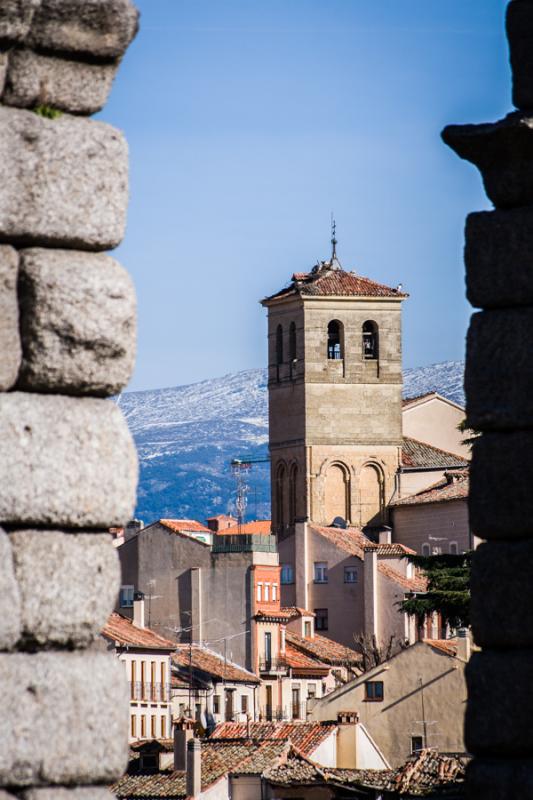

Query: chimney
left=173, top=717, right=195, bottom=771
left=133, top=595, right=145, bottom=628
left=125, top=518, right=144, bottom=541
left=455, top=628, right=471, bottom=661
left=186, top=738, right=201, bottom=798
left=378, top=526, right=392, bottom=545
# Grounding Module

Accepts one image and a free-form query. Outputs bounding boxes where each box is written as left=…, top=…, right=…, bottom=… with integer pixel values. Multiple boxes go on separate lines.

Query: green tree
left=400, top=553, right=471, bottom=629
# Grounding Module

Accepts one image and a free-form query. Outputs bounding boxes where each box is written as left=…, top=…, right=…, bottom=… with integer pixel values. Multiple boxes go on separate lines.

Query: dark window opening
left=314, top=608, right=328, bottom=631
left=365, top=681, right=384, bottom=701
left=276, top=324, right=283, bottom=365
left=289, top=321, right=297, bottom=361
left=411, top=736, right=424, bottom=754
left=327, top=320, right=343, bottom=360
left=362, top=320, right=379, bottom=360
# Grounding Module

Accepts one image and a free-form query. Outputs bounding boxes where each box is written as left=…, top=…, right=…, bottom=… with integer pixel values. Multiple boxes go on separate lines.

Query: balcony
left=258, top=657, right=289, bottom=675
left=259, top=703, right=308, bottom=722
left=130, top=681, right=171, bottom=703
left=212, top=534, right=277, bottom=554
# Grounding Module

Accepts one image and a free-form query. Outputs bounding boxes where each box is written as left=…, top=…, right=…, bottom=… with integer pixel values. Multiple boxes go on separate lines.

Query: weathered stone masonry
left=0, top=2, right=139, bottom=798
left=443, top=1, right=533, bottom=797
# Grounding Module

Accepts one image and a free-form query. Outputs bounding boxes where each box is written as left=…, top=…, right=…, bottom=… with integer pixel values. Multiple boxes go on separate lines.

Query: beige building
left=402, top=392, right=469, bottom=461
left=261, top=244, right=407, bottom=536
left=102, top=603, right=175, bottom=742
left=309, top=638, right=469, bottom=767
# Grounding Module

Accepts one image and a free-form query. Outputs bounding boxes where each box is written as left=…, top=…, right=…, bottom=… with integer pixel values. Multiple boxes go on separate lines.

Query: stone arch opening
left=327, top=319, right=344, bottom=360
left=359, top=463, right=384, bottom=527
left=362, top=320, right=379, bottom=360
left=324, top=462, right=350, bottom=523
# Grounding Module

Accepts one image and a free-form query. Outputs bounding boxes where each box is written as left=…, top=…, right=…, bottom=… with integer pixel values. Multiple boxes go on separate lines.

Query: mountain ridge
left=120, top=360, right=465, bottom=524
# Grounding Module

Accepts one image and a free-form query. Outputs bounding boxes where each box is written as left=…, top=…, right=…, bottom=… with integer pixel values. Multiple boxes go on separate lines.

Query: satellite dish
left=331, top=516, right=347, bottom=529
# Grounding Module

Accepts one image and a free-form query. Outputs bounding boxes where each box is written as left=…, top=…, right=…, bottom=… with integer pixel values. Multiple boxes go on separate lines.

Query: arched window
left=362, top=321, right=379, bottom=360
left=359, top=464, right=384, bottom=526
left=289, top=463, right=298, bottom=524
left=327, top=320, right=343, bottom=360
left=325, top=462, right=349, bottom=523
left=276, top=462, right=286, bottom=531
left=289, top=322, right=297, bottom=362
left=276, top=325, right=283, bottom=365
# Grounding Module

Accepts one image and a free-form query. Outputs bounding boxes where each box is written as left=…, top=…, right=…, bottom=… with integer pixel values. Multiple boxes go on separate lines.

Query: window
left=160, top=663, right=166, bottom=701
left=151, top=715, right=156, bottom=737
left=131, top=714, right=137, bottom=738
left=264, top=583, right=270, bottom=602
left=365, top=681, right=384, bottom=701
left=120, top=585, right=134, bottom=608
left=422, top=543, right=430, bottom=557
left=315, top=608, right=328, bottom=631
left=314, top=562, right=328, bottom=583
left=276, top=324, right=283, bottom=365
left=256, top=583, right=262, bottom=602
left=411, top=736, right=424, bottom=754
left=327, top=320, right=343, bottom=360
left=449, top=541, right=458, bottom=555
left=289, top=321, right=297, bottom=362
left=195, top=703, right=202, bottom=721
left=292, top=686, right=301, bottom=719
left=272, top=583, right=277, bottom=601
left=362, top=320, right=379, bottom=360
left=304, top=621, right=311, bottom=638
left=241, top=695, right=248, bottom=714
left=344, top=566, right=358, bottom=584
left=213, top=695, right=220, bottom=714
left=281, top=564, right=294, bottom=584
left=307, top=684, right=317, bottom=699
left=264, top=632, right=272, bottom=665
left=140, top=715, right=146, bottom=738
left=160, top=716, right=166, bottom=738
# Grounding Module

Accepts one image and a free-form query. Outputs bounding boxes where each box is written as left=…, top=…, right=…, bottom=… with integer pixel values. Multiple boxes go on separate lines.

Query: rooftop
left=262, top=262, right=408, bottom=305
left=401, top=437, right=469, bottom=470
left=285, top=630, right=362, bottom=667
left=172, top=645, right=260, bottom=685
left=102, top=612, right=176, bottom=651
left=208, top=720, right=337, bottom=757
left=159, top=519, right=211, bottom=534
left=216, top=519, right=271, bottom=535
left=284, top=643, right=330, bottom=675
left=392, top=470, right=469, bottom=507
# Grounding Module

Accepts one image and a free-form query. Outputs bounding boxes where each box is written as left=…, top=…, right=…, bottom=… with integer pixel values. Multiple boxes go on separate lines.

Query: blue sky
left=101, top=0, right=510, bottom=391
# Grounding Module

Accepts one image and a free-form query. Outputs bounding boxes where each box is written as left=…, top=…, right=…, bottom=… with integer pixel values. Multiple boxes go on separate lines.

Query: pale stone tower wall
left=0, top=2, right=139, bottom=796
left=264, top=270, right=405, bottom=534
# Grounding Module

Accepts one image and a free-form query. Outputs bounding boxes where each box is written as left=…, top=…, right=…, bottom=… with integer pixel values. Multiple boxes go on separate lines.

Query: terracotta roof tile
left=284, top=643, right=330, bottom=675
left=159, top=519, right=211, bottom=534
left=401, top=437, right=469, bottom=469
left=172, top=645, right=259, bottom=684
left=263, top=265, right=408, bottom=304
left=378, top=563, right=428, bottom=593
left=208, top=721, right=337, bottom=757
left=425, top=639, right=458, bottom=657
left=216, top=519, right=271, bottom=535
left=280, top=606, right=315, bottom=618
left=285, top=631, right=362, bottom=667
left=309, top=524, right=371, bottom=559
left=402, top=392, right=438, bottom=407
left=392, top=470, right=469, bottom=507
left=102, top=612, right=176, bottom=650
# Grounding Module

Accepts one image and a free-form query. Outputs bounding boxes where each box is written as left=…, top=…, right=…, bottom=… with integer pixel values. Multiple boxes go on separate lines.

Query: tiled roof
left=112, top=770, right=186, bottom=798
left=262, top=264, right=408, bottom=304
left=402, top=392, right=438, bottom=407
left=265, top=747, right=468, bottom=796
left=284, top=643, right=330, bottom=675
left=425, top=639, right=458, bottom=657
left=217, top=519, right=272, bottom=535
left=378, top=563, right=428, bottom=593
left=309, top=524, right=414, bottom=559
left=159, top=519, right=211, bottom=534
left=102, top=612, right=176, bottom=651
left=285, top=630, right=362, bottom=667
left=172, top=645, right=259, bottom=684
left=208, top=721, right=337, bottom=757
left=280, top=606, right=315, bottom=618
left=392, top=470, right=469, bottom=507
left=401, top=437, right=469, bottom=469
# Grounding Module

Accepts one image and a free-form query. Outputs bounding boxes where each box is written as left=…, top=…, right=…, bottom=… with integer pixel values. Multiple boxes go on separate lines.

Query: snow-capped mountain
left=120, top=361, right=464, bottom=525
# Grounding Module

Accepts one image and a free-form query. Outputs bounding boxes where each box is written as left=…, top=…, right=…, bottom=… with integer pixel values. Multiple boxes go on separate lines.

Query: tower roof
left=261, top=262, right=408, bottom=305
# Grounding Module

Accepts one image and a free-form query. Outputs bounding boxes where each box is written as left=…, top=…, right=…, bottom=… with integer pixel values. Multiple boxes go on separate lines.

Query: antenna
left=331, top=212, right=337, bottom=260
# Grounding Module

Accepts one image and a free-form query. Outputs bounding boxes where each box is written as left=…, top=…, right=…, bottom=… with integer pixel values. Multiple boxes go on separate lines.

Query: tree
left=353, top=633, right=408, bottom=671
left=399, top=552, right=471, bottom=630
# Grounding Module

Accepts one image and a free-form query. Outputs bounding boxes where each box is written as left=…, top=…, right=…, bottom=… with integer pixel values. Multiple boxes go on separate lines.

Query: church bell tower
left=261, top=229, right=407, bottom=537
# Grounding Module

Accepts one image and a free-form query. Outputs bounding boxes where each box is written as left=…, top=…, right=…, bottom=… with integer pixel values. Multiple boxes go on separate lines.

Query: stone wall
left=442, top=1, right=533, bottom=796
left=0, top=1, right=139, bottom=796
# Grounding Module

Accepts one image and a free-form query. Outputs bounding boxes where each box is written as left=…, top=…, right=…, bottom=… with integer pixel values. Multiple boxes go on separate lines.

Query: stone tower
left=261, top=236, right=407, bottom=537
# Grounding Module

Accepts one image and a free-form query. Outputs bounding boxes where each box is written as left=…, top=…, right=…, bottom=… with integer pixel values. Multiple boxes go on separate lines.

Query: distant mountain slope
left=120, top=361, right=464, bottom=525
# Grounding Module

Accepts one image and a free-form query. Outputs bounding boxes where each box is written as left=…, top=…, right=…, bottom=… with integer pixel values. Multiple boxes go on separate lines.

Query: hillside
left=119, top=360, right=464, bottom=525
